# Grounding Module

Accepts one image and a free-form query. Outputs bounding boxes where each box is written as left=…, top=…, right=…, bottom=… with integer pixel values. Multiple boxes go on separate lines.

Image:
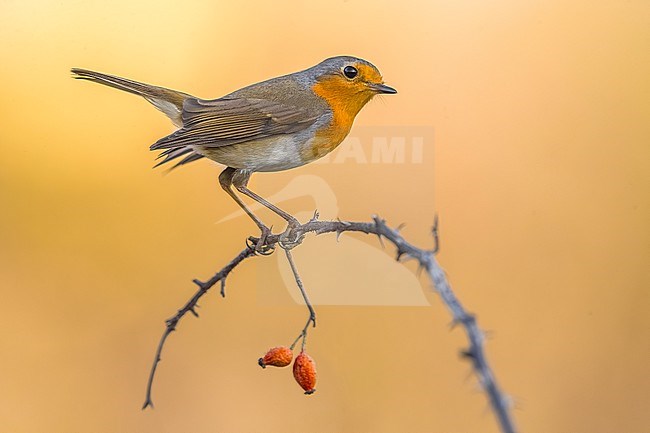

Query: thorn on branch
left=372, top=215, right=385, bottom=231
left=310, top=312, right=317, bottom=328
left=376, top=232, right=386, bottom=249
left=335, top=216, right=351, bottom=226
left=431, top=213, right=440, bottom=254
left=460, top=348, right=477, bottom=360
left=336, top=218, right=351, bottom=228
left=193, top=279, right=205, bottom=289
left=395, top=247, right=408, bottom=262
left=220, top=278, right=226, bottom=298
left=189, top=307, right=199, bottom=318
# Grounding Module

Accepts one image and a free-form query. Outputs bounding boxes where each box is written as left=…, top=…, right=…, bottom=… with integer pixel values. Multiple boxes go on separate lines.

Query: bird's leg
left=231, top=173, right=299, bottom=226
left=231, top=170, right=304, bottom=249
left=219, top=168, right=274, bottom=255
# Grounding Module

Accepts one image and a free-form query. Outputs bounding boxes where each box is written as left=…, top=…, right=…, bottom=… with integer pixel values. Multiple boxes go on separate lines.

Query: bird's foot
left=246, top=225, right=276, bottom=255
left=278, top=219, right=305, bottom=250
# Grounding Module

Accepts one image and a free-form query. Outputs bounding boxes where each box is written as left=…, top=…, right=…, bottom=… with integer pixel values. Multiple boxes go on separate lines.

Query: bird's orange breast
left=302, top=75, right=374, bottom=161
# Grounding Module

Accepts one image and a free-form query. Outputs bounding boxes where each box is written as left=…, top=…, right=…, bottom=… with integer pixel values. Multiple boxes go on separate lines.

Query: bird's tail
left=71, top=68, right=205, bottom=169
left=71, top=68, right=193, bottom=128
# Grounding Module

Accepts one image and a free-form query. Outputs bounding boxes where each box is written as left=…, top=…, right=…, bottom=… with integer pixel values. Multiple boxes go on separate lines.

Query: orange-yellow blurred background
left=1, top=1, right=648, bottom=432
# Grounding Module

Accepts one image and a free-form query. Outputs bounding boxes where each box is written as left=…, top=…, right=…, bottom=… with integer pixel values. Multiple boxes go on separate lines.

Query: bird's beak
left=368, top=82, right=397, bottom=94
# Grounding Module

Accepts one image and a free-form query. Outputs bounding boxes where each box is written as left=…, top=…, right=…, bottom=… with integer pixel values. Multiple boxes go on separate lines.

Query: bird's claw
left=278, top=220, right=304, bottom=250
left=246, top=226, right=275, bottom=255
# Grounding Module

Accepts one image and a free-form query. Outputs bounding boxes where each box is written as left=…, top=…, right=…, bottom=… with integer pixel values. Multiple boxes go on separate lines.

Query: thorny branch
left=142, top=214, right=517, bottom=433
left=141, top=247, right=255, bottom=409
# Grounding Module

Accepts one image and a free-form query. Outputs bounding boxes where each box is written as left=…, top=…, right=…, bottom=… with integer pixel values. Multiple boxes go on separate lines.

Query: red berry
left=293, top=352, right=317, bottom=394
left=258, top=346, right=293, bottom=368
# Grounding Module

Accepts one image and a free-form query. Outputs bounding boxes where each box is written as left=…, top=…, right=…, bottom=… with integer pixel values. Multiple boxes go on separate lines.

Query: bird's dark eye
left=343, top=66, right=358, bottom=79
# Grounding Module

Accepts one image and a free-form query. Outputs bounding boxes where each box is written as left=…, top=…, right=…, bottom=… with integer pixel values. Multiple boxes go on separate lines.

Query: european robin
left=71, top=56, right=396, bottom=252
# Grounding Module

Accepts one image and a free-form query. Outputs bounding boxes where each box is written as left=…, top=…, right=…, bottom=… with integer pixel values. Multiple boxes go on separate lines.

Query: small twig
left=284, top=249, right=317, bottom=352
left=141, top=216, right=517, bottom=433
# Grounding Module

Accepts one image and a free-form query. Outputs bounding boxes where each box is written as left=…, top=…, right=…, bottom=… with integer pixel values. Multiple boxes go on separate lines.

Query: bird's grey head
left=298, top=56, right=396, bottom=95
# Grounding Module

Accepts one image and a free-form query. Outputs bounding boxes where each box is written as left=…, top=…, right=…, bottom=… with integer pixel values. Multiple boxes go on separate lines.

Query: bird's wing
left=150, top=97, right=320, bottom=150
